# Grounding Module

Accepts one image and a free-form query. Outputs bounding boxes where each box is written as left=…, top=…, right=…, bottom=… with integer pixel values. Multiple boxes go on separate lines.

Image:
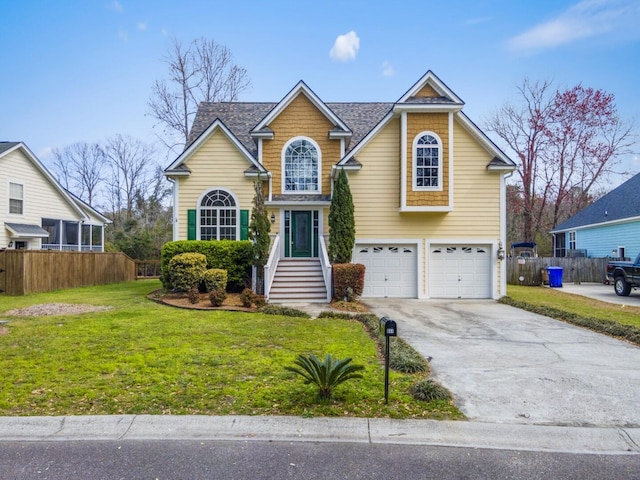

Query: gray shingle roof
left=0, top=142, right=20, bottom=155
left=552, top=172, right=640, bottom=231
left=186, top=102, right=393, bottom=157
left=5, top=223, right=50, bottom=237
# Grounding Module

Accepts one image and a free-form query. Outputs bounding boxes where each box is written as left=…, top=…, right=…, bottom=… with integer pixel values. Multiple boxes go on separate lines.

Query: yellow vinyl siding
left=350, top=118, right=485, bottom=238
left=261, top=94, right=340, bottom=194
left=176, top=132, right=257, bottom=240
left=406, top=112, right=449, bottom=206
left=414, top=84, right=440, bottom=98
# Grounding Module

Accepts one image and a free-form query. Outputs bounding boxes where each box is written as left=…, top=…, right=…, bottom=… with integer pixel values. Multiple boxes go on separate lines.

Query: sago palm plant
left=285, top=354, right=364, bottom=399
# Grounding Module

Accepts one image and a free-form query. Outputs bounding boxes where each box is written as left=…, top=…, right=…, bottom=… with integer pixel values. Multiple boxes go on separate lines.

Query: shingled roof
left=0, top=142, right=20, bottom=154
left=186, top=102, right=394, bottom=157
left=552, top=172, right=640, bottom=232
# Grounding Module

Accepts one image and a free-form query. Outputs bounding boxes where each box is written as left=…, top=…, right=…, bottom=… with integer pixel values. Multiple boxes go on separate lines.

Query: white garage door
left=429, top=245, right=492, bottom=298
left=355, top=244, right=417, bottom=298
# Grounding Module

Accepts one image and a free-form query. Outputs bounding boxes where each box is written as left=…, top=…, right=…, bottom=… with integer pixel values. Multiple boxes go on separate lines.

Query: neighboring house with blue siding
left=550, top=172, right=640, bottom=259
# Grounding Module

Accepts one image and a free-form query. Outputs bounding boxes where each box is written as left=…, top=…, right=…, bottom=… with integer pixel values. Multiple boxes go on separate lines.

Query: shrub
left=187, top=287, right=200, bottom=304
left=161, top=240, right=253, bottom=291
left=240, top=288, right=255, bottom=308
left=285, top=354, right=364, bottom=399
left=332, top=263, right=365, bottom=301
left=202, top=268, right=228, bottom=293
left=168, top=252, right=208, bottom=292
left=389, top=337, right=430, bottom=374
left=253, top=295, right=266, bottom=308
left=208, top=289, right=227, bottom=307
left=328, top=168, right=355, bottom=264
left=410, top=379, right=452, bottom=403
left=259, top=305, right=309, bottom=318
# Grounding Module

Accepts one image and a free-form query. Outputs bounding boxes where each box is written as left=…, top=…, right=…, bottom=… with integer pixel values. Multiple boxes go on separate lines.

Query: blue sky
left=2, top=0, right=639, bottom=177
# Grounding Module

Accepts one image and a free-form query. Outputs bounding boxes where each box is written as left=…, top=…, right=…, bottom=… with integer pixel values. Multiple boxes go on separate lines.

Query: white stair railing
left=263, top=234, right=280, bottom=301
left=319, top=236, right=332, bottom=303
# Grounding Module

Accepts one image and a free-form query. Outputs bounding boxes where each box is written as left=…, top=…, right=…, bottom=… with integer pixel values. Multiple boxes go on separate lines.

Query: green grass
left=504, top=285, right=640, bottom=345
left=0, top=281, right=462, bottom=420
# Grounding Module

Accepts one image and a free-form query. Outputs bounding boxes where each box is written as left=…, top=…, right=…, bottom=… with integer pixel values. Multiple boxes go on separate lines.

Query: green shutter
left=240, top=209, right=249, bottom=240
left=187, top=209, right=196, bottom=240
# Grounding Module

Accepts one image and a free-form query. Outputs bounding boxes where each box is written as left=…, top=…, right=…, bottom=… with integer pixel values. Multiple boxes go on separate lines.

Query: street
left=1, top=440, right=638, bottom=480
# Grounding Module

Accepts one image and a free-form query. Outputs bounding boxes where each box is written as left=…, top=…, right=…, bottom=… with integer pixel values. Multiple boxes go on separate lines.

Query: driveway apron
left=364, top=299, right=640, bottom=427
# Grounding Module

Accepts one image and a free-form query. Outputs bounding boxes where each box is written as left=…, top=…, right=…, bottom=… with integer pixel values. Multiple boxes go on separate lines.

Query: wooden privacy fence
left=506, top=257, right=610, bottom=286
left=0, top=250, right=136, bottom=295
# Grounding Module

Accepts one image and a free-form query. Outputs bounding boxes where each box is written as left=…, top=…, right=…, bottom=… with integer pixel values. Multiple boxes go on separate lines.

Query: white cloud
left=137, top=22, right=147, bottom=31
left=381, top=61, right=395, bottom=77
left=329, top=31, right=360, bottom=62
left=108, top=0, right=123, bottom=12
left=507, top=0, right=640, bottom=53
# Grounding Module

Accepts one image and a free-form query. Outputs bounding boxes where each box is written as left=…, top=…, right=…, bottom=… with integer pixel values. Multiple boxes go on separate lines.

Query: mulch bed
left=148, top=290, right=257, bottom=312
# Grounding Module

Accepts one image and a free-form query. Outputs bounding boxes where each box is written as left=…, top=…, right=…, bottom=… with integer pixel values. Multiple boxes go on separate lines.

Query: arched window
left=413, top=132, right=442, bottom=190
left=283, top=138, right=320, bottom=192
left=199, top=189, right=238, bottom=240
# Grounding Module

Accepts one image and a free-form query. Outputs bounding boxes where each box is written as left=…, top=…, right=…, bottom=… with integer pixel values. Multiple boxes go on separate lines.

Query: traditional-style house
left=164, top=71, right=515, bottom=301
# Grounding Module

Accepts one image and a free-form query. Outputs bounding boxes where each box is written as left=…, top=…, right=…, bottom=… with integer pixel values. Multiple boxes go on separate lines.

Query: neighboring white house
left=1, top=141, right=110, bottom=251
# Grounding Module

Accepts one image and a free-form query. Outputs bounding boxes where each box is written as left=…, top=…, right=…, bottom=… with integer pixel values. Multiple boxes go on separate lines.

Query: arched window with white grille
left=198, top=189, right=238, bottom=240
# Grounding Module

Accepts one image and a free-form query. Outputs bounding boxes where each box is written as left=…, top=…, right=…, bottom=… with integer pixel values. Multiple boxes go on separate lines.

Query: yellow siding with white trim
left=1, top=148, right=80, bottom=248
left=175, top=131, right=258, bottom=240
left=350, top=117, right=500, bottom=238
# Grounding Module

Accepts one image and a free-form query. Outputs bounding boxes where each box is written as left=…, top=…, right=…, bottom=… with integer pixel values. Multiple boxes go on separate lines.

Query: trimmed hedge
left=202, top=268, right=228, bottom=293
left=167, top=253, right=207, bottom=292
left=333, top=263, right=365, bottom=301
left=161, top=240, right=253, bottom=292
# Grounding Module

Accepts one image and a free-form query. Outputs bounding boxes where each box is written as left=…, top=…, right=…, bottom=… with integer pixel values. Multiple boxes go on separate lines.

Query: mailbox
left=384, top=319, right=397, bottom=337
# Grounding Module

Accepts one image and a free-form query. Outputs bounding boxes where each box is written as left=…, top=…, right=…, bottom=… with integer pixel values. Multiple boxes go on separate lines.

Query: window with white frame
left=283, top=138, right=319, bottom=192
left=569, top=231, right=576, bottom=250
left=413, top=132, right=442, bottom=190
left=199, top=189, right=237, bottom=240
left=9, top=182, right=24, bottom=214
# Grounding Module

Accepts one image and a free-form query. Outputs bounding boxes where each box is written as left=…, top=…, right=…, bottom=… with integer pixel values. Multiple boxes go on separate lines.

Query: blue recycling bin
left=547, top=266, right=563, bottom=288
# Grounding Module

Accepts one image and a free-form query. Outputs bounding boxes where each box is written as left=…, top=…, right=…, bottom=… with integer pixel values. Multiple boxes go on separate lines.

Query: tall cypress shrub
left=249, top=180, right=271, bottom=294
left=328, top=168, right=355, bottom=264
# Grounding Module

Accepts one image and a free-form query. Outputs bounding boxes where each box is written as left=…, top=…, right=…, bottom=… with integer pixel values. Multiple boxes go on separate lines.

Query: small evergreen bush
left=168, top=252, right=207, bottom=292
left=208, top=288, right=227, bottom=307
left=333, top=263, right=365, bottom=301
left=202, top=268, right=228, bottom=293
left=259, top=305, right=310, bottom=318
left=187, top=287, right=200, bottom=304
left=410, top=379, right=452, bottom=402
left=285, top=354, right=364, bottom=399
left=240, top=288, right=255, bottom=308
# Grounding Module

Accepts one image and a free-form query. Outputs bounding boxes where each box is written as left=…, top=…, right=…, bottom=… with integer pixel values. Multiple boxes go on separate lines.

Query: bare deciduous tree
left=148, top=36, right=251, bottom=153
left=486, top=79, right=635, bottom=245
left=104, top=134, right=156, bottom=226
left=52, top=142, right=105, bottom=206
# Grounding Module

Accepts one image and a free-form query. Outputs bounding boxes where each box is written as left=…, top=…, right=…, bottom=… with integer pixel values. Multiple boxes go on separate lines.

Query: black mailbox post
left=380, top=317, right=397, bottom=404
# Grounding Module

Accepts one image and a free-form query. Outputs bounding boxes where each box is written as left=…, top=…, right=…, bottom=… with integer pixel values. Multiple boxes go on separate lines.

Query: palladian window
left=283, top=138, right=319, bottom=192
left=199, top=189, right=237, bottom=240
left=413, top=132, right=442, bottom=190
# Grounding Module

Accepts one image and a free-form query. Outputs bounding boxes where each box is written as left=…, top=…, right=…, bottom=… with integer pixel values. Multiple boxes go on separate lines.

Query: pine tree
left=328, top=168, right=355, bottom=264
left=248, top=180, right=271, bottom=293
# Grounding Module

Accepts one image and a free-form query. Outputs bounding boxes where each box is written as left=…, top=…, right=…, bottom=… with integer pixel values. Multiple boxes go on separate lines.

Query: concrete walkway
left=0, top=415, right=638, bottom=455
left=556, top=282, right=640, bottom=306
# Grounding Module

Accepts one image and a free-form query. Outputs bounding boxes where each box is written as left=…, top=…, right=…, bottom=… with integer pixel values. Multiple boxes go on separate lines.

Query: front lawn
left=0, top=281, right=462, bottom=419
left=503, top=285, right=640, bottom=345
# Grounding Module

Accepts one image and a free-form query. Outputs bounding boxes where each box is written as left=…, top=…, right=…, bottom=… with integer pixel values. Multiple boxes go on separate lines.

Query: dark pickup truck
left=606, top=253, right=640, bottom=296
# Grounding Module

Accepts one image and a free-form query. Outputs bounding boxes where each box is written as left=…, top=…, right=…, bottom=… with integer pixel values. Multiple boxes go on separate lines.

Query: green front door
left=291, top=211, right=312, bottom=257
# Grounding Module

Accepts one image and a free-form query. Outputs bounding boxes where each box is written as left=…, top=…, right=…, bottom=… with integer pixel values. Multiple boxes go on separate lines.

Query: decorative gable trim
left=0, top=142, right=88, bottom=220
left=164, top=119, right=267, bottom=177
left=397, top=70, right=465, bottom=105
left=251, top=81, right=352, bottom=137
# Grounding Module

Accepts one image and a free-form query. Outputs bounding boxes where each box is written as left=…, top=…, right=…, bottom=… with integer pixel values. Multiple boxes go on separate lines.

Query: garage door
left=355, top=244, right=417, bottom=298
left=429, top=245, right=491, bottom=298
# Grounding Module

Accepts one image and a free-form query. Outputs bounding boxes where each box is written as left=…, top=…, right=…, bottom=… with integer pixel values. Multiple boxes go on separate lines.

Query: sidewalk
left=1, top=415, right=638, bottom=455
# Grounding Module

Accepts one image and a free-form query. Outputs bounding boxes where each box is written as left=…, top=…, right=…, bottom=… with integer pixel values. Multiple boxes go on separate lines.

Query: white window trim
left=196, top=187, right=240, bottom=241
left=412, top=131, right=443, bottom=192
left=281, top=136, right=322, bottom=194
left=8, top=181, right=25, bottom=216
left=568, top=231, right=576, bottom=250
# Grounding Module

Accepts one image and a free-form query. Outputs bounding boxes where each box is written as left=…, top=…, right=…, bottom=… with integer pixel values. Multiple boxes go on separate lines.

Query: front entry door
left=291, top=211, right=312, bottom=257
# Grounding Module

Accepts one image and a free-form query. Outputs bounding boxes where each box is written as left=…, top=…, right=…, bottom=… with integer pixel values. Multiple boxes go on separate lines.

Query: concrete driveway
left=559, top=282, right=640, bottom=306
left=364, top=299, right=640, bottom=427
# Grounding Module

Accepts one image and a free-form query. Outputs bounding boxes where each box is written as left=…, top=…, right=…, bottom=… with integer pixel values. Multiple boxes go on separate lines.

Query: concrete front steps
left=268, top=259, right=328, bottom=303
